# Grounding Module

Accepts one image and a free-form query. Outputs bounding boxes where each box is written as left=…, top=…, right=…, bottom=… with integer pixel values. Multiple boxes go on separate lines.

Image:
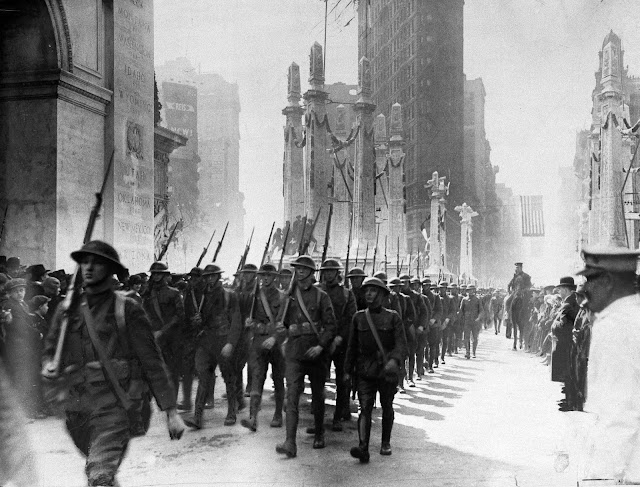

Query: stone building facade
left=1, top=0, right=156, bottom=272
left=357, top=0, right=464, bottom=266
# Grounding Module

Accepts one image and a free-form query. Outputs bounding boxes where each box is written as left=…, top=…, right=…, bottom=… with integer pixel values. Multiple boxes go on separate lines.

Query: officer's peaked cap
left=346, top=267, right=366, bottom=278
left=362, top=277, right=390, bottom=294
left=577, top=245, right=640, bottom=276
left=202, top=264, right=223, bottom=276
left=71, top=240, right=127, bottom=276
left=319, top=259, right=342, bottom=271
left=149, top=262, right=170, bottom=274
left=291, top=255, right=316, bottom=271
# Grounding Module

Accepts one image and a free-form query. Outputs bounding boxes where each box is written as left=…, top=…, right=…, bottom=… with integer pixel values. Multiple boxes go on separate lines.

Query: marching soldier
left=319, top=258, right=357, bottom=431
left=400, top=275, right=428, bottom=381
left=447, top=283, right=462, bottom=354
left=275, top=255, right=337, bottom=458
left=345, top=277, right=407, bottom=463
left=389, top=277, right=413, bottom=391
left=235, top=263, right=257, bottom=404
left=459, top=285, right=482, bottom=359
left=185, top=263, right=243, bottom=429
left=278, top=268, right=293, bottom=292
left=422, top=279, right=442, bottom=373
left=241, top=263, right=286, bottom=431
left=42, top=241, right=184, bottom=487
left=438, top=281, right=452, bottom=365
left=346, top=267, right=368, bottom=310
left=142, top=262, right=185, bottom=398
left=179, top=267, right=205, bottom=411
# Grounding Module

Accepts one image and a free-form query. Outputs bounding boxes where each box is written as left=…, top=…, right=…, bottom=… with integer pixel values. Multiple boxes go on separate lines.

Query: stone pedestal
left=455, top=203, right=479, bottom=279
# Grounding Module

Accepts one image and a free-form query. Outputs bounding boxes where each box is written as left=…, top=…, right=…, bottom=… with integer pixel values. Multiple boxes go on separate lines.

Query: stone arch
left=44, top=0, right=74, bottom=72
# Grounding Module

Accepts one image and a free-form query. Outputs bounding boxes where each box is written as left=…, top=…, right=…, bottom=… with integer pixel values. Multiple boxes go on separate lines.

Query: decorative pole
left=455, top=203, right=479, bottom=280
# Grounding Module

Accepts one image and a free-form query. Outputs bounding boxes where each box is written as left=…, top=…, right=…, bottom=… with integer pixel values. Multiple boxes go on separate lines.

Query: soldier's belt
left=82, top=359, right=130, bottom=384
left=254, top=322, right=275, bottom=335
left=288, top=322, right=323, bottom=337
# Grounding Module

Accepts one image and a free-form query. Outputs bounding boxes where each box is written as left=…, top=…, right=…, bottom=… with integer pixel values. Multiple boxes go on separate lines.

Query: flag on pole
left=520, top=195, right=545, bottom=237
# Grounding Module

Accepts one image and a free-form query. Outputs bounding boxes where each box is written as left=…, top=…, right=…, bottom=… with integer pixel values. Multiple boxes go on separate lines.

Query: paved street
left=30, top=330, right=578, bottom=487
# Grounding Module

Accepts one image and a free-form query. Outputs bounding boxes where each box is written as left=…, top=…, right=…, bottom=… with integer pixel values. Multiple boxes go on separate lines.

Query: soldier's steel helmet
left=399, top=274, right=411, bottom=282
left=410, top=277, right=421, bottom=285
left=389, top=277, right=402, bottom=286
left=257, top=263, right=278, bottom=274
left=239, top=263, right=258, bottom=273
left=291, top=255, right=316, bottom=271
left=362, top=276, right=390, bottom=294
left=71, top=240, right=127, bottom=276
left=319, top=259, right=342, bottom=271
left=202, top=264, right=223, bottom=276
left=438, top=281, right=448, bottom=288
left=149, top=262, right=170, bottom=274
left=421, top=277, right=431, bottom=285
left=373, top=271, right=388, bottom=282
left=346, top=267, right=366, bottom=278
left=188, top=267, right=203, bottom=277
left=279, top=268, right=293, bottom=276
left=448, top=283, right=459, bottom=289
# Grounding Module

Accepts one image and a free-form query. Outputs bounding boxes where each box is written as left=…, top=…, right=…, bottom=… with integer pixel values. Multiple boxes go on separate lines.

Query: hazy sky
left=154, top=0, right=640, bottom=272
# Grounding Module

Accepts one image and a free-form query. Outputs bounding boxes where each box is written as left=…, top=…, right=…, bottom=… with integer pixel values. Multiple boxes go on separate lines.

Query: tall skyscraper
left=358, top=0, right=464, bottom=266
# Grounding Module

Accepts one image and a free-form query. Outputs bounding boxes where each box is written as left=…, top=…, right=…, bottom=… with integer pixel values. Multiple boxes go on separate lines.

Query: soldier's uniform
left=234, top=263, right=257, bottom=406
left=180, top=267, right=205, bottom=410
left=142, top=262, right=185, bottom=397
left=389, top=277, right=414, bottom=390
left=400, top=275, right=428, bottom=381
left=320, top=259, right=357, bottom=429
left=43, top=242, right=177, bottom=487
left=447, top=284, right=462, bottom=354
left=241, top=264, right=286, bottom=431
left=423, top=282, right=443, bottom=372
left=187, top=264, right=243, bottom=428
left=437, top=282, right=453, bottom=364
left=459, top=285, right=482, bottom=359
left=347, top=267, right=368, bottom=311
left=275, top=256, right=337, bottom=458
left=345, top=277, right=407, bottom=463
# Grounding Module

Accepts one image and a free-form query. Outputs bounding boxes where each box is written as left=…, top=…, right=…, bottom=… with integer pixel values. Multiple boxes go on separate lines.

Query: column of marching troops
left=0, top=239, right=493, bottom=486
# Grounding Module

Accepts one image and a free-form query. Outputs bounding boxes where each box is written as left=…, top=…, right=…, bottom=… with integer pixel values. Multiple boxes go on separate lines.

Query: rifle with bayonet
left=396, top=236, right=400, bottom=275
left=212, top=221, right=229, bottom=262
left=355, top=241, right=360, bottom=267
left=278, top=222, right=291, bottom=272
left=344, top=213, right=353, bottom=289
left=363, top=242, right=369, bottom=274
left=301, top=207, right=321, bottom=255
left=384, top=236, right=388, bottom=276
left=195, top=230, right=216, bottom=268
left=248, top=222, right=276, bottom=322
left=296, top=214, right=308, bottom=256
left=237, top=227, right=255, bottom=273
left=371, top=226, right=379, bottom=276
left=44, top=150, right=115, bottom=379
left=157, top=219, right=181, bottom=262
left=321, top=203, right=333, bottom=264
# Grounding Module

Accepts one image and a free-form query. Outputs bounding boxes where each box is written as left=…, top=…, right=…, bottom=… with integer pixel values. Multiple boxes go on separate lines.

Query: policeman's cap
left=577, top=246, right=640, bottom=276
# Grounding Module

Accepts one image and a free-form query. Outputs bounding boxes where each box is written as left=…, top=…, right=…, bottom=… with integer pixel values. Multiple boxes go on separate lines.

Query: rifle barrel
left=213, top=221, right=229, bottom=262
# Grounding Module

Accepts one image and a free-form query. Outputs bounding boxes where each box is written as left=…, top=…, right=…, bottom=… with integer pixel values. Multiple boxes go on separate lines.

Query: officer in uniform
left=185, top=263, right=243, bottom=429
left=142, top=262, right=185, bottom=398
left=506, top=262, right=532, bottom=318
left=319, top=259, right=357, bottom=430
left=275, top=256, right=337, bottom=458
left=179, top=267, right=205, bottom=411
left=344, top=277, right=407, bottom=463
left=241, top=263, right=286, bottom=432
left=42, top=241, right=184, bottom=487
left=346, top=267, right=368, bottom=310
left=459, top=285, right=482, bottom=359
left=400, top=275, right=428, bottom=381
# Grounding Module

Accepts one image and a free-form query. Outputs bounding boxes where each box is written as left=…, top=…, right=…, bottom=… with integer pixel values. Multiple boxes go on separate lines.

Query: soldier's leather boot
left=184, top=404, right=204, bottom=430
left=224, top=384, right=237, bottom=426
left=350, top=414, right=370, bottom=463
left=177, top=373, right=193, bottom=411
left=241, top=395, right=260, bottom=431
left=275, top=412, right=297, bottom=458
left=270, top=389, right=284, bottom=427
left=380, top=413, right=393, bottom=455
left=313, top=417, right=325, bottom=449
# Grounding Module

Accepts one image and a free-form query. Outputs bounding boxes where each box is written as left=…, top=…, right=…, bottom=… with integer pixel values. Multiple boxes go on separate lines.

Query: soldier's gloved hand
left=262, top=336, right=276, bottom=350
left=305, top=345, right=323, bottom=359
left=166, top=407, right=185, bottom=440
left=221, top=343, right=234, bottom=358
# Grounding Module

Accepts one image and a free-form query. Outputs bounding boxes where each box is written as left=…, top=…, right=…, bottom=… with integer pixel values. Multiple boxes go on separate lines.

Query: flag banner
left=520, top=195, right=545, bottom=237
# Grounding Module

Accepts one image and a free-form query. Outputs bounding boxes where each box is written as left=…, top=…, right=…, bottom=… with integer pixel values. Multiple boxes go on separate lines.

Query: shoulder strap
left=114, top=292, right=130, bottom=357
left=295, top=286, right=321, bottom=338
left=259, top=288, right=275, bottom=325
left=364, top=308, right=388, bottom=363
left=80, top=295, right=132, bottom=410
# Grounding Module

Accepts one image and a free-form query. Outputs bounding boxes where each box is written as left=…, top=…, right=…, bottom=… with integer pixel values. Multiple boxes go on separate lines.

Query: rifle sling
left=259, top=289, right=275, bottom=325
left=295, top=286, right=321, bottom=338
left=80, top=295, right=132, bottom=410
left=364, top=308, right=389, bottom=364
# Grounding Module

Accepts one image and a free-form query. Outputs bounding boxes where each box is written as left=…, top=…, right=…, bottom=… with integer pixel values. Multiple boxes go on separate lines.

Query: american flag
left=520, top=195, right=545, bottom=237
